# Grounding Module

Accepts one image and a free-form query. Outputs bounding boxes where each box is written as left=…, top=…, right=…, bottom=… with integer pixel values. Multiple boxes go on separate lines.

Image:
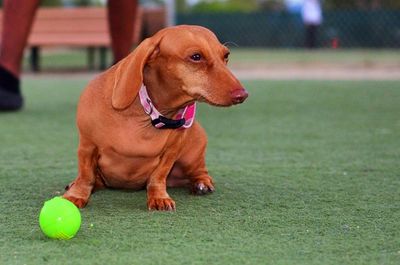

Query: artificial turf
left=0, top=78, right=399, bottom=264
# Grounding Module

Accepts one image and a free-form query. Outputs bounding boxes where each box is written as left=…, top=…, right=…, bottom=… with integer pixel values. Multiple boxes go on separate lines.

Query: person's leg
left=0, top=0, right=40, bottom=111
left=314, top=25, right=320, bottom=48
left=0, top=0, right=40, bottom=77
left=107, top=0, right=138, bottom=63
left=305, top=24, right=318, bottom=49
left=309, top=24, right=318, bottom=48
left=305, top=24, right=312, bottom=49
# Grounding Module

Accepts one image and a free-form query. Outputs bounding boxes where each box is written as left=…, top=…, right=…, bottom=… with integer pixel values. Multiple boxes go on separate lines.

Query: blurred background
left=5, top=0, right=399, bottom=48
left=0, top=0, right=399, bottom=77
left=177, top=0, right=400, bottom=48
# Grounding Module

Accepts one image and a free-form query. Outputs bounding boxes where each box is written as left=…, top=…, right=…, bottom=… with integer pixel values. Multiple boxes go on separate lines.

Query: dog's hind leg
left=63, top=136, right=98, bottom=208
left=167, top=164, right=190, bottom=188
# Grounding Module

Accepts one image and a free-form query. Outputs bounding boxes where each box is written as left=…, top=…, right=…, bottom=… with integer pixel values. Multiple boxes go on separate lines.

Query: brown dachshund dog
left=63, top=25, right=248, bottom=211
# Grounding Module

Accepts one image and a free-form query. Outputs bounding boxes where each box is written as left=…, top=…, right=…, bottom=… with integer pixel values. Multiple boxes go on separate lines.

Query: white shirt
left=302, top=0, right=323, bottom=25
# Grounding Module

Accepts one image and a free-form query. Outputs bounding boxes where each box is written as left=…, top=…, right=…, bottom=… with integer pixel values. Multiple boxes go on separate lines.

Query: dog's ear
left=111, top=37, right=161, bottom=110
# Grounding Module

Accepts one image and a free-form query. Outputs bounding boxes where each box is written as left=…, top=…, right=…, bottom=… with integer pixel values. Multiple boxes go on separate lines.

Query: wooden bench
left=0, top=6, right=166, bottom=71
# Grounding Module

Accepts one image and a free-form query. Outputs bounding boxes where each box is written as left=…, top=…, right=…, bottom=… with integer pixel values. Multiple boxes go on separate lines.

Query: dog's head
left=111, top=25, right=248, bottom=110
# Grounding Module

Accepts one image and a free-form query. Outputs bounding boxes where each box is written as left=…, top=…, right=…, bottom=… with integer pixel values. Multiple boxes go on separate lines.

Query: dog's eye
left=224, top=52, right=230, bottom=61
left=190, top=53, right=202, bottom=62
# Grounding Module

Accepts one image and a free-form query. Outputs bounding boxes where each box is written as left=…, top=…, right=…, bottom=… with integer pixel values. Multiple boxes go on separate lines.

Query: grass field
left=23, top=48, right=400, bottom=72
left=1, top=77, right=400, bottom=264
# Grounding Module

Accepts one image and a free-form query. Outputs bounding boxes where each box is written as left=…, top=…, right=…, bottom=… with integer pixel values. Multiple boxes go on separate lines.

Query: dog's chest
left=97, top=148, right=160, bottom=189
left=95, top=128, right=185, bottom=189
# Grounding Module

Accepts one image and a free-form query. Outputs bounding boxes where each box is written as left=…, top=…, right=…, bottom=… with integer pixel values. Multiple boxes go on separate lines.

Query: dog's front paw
left=191, top=176, right=215, bottom=195
left=147, top=197, right=176, bottom=211
left=63, top=195, right=88, bottom=208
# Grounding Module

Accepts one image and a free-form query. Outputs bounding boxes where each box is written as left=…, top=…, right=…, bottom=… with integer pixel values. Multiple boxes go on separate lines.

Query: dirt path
left=231, top=63, right=400, bottom=80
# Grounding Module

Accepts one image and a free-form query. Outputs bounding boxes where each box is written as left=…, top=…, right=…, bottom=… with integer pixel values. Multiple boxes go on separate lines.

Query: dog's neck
left=143, top=69, right=195, bottom=118
left=146, top=86, right=193, bottom=117
left=139, top=84, right=196, bottom=129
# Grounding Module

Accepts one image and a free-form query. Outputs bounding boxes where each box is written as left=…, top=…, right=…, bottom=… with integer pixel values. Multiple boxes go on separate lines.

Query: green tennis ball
left=39, top=197, right=81, bottom=239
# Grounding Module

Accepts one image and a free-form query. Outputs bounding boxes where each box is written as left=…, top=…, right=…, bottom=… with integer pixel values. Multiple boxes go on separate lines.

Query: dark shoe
left=0, top=66, right=23, bottom=111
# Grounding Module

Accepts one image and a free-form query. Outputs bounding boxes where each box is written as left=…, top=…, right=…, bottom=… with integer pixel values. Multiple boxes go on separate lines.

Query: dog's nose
left=231, top=89, right=248, bottom=104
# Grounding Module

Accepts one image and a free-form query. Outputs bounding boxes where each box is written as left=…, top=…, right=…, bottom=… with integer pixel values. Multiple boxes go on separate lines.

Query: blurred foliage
left=177, top=0, right=399, bottom=13
left=176, top=0, right=189, bottom=12
left=191, top=0, right=258, bottom=13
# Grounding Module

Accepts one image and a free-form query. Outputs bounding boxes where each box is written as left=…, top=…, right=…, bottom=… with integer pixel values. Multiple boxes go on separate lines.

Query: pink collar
left=138, top=84, right=196, bottom=129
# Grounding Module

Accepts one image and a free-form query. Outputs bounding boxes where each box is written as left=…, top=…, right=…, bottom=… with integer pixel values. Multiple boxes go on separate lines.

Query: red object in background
left=331, top=37, right=340, bottom=49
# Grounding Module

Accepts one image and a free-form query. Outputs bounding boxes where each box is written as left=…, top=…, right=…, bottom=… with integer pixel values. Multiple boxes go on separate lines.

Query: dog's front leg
left=63, top=138, right=97, bottom=208
left=147, top=150, right=178, bottom=211
left=179, top=123, right=215, bottom=195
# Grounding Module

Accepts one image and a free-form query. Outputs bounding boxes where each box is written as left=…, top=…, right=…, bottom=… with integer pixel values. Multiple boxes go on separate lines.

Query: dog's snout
left=231, top=89, right=248, bottom=104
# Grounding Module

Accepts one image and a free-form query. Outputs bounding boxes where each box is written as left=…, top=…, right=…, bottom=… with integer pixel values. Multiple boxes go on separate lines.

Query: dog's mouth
left=195, top=94, right=232, bottom=107
left=184, top=85, right=237, bottom=107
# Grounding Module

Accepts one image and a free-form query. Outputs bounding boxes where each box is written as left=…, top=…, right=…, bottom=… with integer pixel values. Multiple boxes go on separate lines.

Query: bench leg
left=87, top=47, right=95, bottom=71
left=30, top=46, right=40, bottom=72
left=99, top=47, right=107, bottom=70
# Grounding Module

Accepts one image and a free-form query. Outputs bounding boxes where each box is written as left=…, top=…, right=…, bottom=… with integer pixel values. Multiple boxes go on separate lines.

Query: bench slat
left=29, top=33, right=110, bottom=46
left=34, top=7, right=106, bottom=19
left=0, top=7, right=146, bottom=47
left=31, top=19, right=108, bottom=33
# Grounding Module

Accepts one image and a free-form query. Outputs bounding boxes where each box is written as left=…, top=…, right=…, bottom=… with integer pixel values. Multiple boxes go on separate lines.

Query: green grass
left=1, top=78, right=400, bottom=264
left=23, top=48, right=400, bottom=71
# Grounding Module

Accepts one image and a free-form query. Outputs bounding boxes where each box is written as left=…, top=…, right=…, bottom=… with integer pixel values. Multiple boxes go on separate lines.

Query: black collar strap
left=151, top=116, right=186, bottom=129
